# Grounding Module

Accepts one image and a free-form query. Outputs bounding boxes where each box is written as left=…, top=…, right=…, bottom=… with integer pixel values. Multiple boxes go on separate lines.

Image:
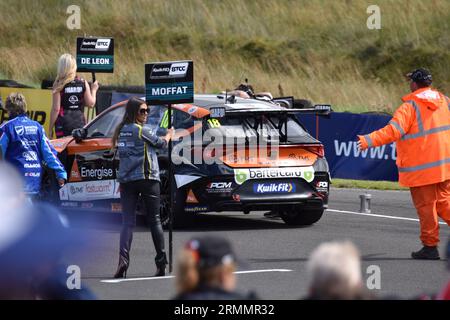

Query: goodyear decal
left=234, top=167, right=315, bottom=185
left=184, top=205, right=208, bottom=213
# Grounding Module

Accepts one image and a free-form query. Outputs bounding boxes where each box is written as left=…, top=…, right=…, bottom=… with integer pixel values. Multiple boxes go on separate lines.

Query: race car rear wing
left=210, top=104, right=332, bottom=118
left=207, top=104, right=332, bottom=143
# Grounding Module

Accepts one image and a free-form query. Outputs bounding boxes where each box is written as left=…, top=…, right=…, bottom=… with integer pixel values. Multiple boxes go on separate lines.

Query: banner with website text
left=298, top=112, right=398, bottom=182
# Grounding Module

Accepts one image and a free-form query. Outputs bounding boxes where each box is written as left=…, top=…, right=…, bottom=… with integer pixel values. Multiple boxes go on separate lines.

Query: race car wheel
left=158, top=169, right=170, bottom=229
left=156, top=169, right=193, bottom=229
left=280, top=208, right=324, bottom=226
left=172, top=187, right=194, bottom=229
left=40, top=169, right=60, bottom=205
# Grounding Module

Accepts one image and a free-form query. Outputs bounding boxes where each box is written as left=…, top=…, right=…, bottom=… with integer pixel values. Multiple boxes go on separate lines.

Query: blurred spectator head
left=176, top=236, right=237, bottom=294
left=0, top=162, right=83, bottom=299
left=307, top=240, right=365, bottom=300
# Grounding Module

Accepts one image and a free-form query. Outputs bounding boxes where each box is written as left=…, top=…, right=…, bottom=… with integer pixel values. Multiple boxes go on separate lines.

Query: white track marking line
left=327, top=208, right=448, bottom=225
left=234, top=269, right=292, bottom=274
left=100, top=269, right=292, bottom=284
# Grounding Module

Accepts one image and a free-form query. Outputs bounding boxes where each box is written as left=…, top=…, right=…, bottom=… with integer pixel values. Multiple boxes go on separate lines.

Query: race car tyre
left=157, top=169, right=170, bottom=229
left=155, top=169, right=193, bottom=229
left=172, top=187, right=195, bottom=229
left=40, top=169, right=60, bottom=205
left=280, top=208, right=324, bottom=226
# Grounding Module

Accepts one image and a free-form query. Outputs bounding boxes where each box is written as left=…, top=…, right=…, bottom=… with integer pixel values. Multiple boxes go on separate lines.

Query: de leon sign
left=76, top=37, right=114, bottom=73
left=145, top=60, right=194, bottom=105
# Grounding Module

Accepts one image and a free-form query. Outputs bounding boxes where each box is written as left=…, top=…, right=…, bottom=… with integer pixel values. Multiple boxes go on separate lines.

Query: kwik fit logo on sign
left=145, top=60, right=194, bottom=105
left=76, top=37, right=114, bottom=73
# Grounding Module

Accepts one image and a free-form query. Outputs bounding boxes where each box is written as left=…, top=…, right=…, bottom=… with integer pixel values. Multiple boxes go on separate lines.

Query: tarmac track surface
left=63, top=187, right=450, bottom=300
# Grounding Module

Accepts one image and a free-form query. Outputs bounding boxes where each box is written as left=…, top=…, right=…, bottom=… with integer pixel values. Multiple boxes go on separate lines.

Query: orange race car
left=41, top=94, right=331, bottom=228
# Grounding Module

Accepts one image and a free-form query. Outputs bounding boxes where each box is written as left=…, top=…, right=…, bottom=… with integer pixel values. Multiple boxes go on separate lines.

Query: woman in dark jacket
left=112, top=97, right=172, bottom=278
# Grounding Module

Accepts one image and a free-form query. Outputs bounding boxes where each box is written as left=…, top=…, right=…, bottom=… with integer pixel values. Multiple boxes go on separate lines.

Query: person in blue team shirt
left=0, top=93, right=67, bottom=197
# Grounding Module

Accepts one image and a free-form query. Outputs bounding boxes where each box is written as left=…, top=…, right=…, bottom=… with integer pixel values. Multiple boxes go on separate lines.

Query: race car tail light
left=303, top=145, right=324, bottom=158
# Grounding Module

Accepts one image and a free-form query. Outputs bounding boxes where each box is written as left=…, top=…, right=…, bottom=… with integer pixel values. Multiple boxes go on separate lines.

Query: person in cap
left=173, top=236, right=258, bottom=300
left=357, top=68, right=450, bottom=259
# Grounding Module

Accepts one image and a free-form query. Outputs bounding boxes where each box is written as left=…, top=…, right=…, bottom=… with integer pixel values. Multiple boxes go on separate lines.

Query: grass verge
left=331, top=178, right=408, bottom=191
left=0, top=0, right=449, bottom=113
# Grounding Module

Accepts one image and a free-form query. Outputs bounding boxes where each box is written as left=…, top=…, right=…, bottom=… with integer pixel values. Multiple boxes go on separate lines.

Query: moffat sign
left=145, top=60, right=193, bottom=105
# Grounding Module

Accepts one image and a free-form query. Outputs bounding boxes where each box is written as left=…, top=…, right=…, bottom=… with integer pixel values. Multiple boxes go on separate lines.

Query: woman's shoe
left=154, top=265, right=166, bottom=277
left=154, top=253, right=167, bottom=277
left=113, top=260, right=128, bottom=278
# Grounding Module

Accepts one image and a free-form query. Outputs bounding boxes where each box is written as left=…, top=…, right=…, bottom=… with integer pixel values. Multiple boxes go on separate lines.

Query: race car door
left=59, top=106, right=125, bottom=208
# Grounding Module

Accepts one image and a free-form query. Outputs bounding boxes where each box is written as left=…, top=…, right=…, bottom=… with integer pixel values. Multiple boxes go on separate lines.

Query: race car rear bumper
left=211, top=197, right=326, bottom=213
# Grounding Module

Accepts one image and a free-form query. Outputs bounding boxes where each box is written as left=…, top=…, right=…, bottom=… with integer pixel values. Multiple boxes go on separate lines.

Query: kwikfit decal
left=253, top=182, right=296, bottom=194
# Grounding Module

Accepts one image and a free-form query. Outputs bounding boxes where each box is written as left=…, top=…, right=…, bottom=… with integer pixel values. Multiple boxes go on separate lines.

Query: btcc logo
left=150, top=62, right=189, bottom=79
left=169, top=62, right=188, bottom=76
left=95, top=39, right=111, bottom=50
left=80, top=38, right=110, bottom=51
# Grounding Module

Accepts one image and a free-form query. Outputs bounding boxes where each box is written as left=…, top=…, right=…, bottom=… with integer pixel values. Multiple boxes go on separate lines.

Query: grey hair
left=307, top=241, right=363, bottom=299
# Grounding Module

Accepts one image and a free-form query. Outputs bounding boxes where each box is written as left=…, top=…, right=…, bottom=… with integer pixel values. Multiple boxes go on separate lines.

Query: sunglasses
left=139, top=108, right=149, bottom=115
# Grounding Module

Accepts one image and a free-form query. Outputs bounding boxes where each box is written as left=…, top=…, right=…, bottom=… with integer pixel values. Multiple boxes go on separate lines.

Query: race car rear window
left=204, top=114, right=316, bottom=144
left=205, top=115, right=279, bottom=143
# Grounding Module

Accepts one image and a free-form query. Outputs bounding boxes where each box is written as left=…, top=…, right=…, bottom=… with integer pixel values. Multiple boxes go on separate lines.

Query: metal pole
left=168, top=103, right=173, bottom=273
left=359, top=193, right=372, bottom=213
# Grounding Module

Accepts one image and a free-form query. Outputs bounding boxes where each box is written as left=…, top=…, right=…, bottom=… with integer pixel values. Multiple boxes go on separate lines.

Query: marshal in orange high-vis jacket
left=358, top=68, right=450, bottom=260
